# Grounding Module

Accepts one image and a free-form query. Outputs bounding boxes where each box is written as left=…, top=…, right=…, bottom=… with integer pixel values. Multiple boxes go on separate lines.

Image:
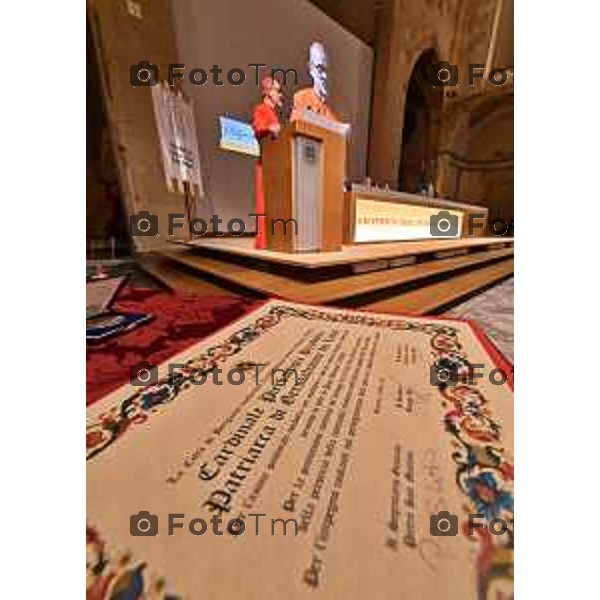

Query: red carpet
left=86, top=287, right=261, bottom=406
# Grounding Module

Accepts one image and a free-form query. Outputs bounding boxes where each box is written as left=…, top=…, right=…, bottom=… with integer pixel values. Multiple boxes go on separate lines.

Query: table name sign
left=344, top=186, right=489, bottom=244
left=354, top=197, right=464, bottom=242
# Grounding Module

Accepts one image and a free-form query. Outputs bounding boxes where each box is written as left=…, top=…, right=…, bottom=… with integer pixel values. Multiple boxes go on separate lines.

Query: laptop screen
left=86, top=276, right=125, bottom=319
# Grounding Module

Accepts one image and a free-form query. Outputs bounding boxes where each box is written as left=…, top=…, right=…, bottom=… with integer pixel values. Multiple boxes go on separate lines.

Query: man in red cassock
left=251, top=76, right=283, bottom=249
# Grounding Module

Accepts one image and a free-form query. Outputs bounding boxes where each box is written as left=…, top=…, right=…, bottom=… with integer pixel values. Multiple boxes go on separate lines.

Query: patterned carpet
left=444, top=277, right=514, bottom=363
left=86, top=287, right=261, bottom=405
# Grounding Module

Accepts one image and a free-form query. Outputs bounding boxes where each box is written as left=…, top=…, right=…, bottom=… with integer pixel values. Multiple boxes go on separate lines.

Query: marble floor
left=444, top=277, right=514, bottom=362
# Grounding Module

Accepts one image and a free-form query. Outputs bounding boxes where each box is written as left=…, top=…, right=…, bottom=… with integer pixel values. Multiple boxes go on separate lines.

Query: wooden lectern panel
left=261, top=119, right=346, bottom=253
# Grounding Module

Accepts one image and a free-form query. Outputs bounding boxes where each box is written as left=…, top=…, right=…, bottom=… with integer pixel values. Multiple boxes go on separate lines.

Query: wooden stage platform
left=139, top=236, right=514, bottom=316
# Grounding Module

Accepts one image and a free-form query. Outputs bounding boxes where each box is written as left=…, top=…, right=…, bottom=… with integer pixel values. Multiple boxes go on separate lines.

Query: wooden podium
left=261, top=117, right=347, bottom=253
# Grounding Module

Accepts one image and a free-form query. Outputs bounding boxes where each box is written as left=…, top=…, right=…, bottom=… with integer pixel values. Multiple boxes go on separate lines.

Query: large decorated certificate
left=86, top=301, right=514, bottom=600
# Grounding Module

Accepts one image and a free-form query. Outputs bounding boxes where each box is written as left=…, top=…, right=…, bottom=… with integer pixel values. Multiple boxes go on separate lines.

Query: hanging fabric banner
left=151, top=81, right=205, bottom=197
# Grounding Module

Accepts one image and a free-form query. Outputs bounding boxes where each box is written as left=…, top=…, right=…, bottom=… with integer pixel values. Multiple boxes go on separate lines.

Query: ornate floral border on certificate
left=86, top=302, right=513, bottom=599
left=87, top=524, right=181, bottom=600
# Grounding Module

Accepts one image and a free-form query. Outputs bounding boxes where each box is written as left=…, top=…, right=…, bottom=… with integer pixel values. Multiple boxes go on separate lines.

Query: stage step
left=176, top=236, right=511, bottom=272
left=137, top=254, right=238, bottom=295
left=144, top=244, right=513, bottom=306
left=364, top=258, right=514, bottom=316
